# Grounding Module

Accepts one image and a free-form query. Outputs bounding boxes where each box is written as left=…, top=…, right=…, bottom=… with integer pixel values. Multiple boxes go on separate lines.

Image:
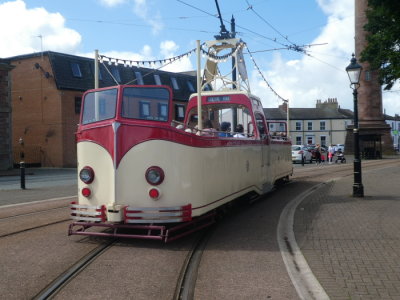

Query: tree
left=361, top=0, right=400, bottom=90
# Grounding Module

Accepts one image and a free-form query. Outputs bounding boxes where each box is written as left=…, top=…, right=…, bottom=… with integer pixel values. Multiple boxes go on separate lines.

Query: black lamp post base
left=353, top=183, right=364, bottom=197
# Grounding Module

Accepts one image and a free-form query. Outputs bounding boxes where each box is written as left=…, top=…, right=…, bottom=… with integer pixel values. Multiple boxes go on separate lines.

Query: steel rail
left=33, top=240, right=116, bottom=300
left=0, top=219, right=71, bottom=238
left=0, top=206, right=69, bottom=220
left=173, top=227, right=214, bottom=300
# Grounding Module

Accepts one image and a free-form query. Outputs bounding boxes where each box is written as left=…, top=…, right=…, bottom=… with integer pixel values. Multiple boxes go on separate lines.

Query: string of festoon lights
left=244, top=44, right=288, bottom=103
left=98, top=46, right=198, bottom=68
left=199, top=42, right=244, bottom=63
left=98, top=46, right=200, bottom=85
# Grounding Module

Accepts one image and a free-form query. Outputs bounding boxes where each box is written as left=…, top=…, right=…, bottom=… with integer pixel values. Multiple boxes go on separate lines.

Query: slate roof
left=264, top=107, right=354, bottom=120
left=6, top=51, right=197, bottom=101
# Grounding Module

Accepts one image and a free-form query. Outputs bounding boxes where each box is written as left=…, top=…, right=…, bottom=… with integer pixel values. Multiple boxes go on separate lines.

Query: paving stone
left=294, top=160, right=400, bottom=299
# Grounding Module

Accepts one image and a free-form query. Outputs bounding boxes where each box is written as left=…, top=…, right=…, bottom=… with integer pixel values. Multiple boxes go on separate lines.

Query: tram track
left=0, top=205, right=69, bottom=221
left=0, top=218, right=71, bottom=238
left=0, top=205, right=71, bottom=238
left=174, top=227, right=214, bottom=300
left=33, top=239, right=116, bottom=300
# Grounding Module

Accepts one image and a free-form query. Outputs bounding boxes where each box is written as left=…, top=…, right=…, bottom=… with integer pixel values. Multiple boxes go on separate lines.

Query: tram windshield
left=82, top=88, right=118, bottom=125
left=121, top=87, right=170, bottom=122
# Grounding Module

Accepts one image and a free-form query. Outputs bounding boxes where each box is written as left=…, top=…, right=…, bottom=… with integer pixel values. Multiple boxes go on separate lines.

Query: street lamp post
left=346, top=54, right=364, bottom=197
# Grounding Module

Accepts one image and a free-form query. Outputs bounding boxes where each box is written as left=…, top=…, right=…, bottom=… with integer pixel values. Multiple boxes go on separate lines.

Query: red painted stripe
left=77, top=122, right=277, bottom=167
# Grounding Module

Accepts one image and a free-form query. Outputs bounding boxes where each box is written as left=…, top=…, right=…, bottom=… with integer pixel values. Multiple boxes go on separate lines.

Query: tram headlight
left=145, top=166, right=164, bottom=185
left=79, top=166, right=95, bottom=184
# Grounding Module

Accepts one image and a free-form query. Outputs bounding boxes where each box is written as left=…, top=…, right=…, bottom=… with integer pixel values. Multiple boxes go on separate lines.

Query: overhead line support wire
left=244, top=44, right=288, bottom=103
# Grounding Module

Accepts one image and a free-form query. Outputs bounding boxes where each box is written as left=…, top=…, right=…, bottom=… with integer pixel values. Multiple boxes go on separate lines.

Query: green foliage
left=361, top=0, right=400, bottom=89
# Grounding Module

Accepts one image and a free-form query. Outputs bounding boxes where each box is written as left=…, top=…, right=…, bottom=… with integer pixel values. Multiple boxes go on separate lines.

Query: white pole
left=196, top=40, right=203, bottom=131
left=94, top=49, right=99, bottom=121
left=94, top=49, right=99, bottom=89
left=287, top=99, right=290, bottom=139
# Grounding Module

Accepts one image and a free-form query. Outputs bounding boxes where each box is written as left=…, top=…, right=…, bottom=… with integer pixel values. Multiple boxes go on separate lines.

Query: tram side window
left=186, top=104, right=253, bottom=138
left=81, top=89, right=118, bottom=124
left=122, top=87, right=170, bottom=121
left=255, top=113, right=267, bottom=138
left=268, top=122, right=287, bottom=138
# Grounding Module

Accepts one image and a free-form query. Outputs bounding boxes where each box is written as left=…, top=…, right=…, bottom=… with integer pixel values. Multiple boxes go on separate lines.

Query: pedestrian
left=315, top=144, right=322, bottom=164
left=328, top=144, right=335, bottom=164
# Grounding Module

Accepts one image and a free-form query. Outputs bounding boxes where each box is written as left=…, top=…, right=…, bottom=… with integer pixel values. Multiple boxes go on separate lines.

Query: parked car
left=291, top=145, right=313, bottom=164
left=335, top=144, right=345, bottom=153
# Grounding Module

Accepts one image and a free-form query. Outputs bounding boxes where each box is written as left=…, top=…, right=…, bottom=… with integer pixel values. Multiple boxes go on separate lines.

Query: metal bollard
left=20, top=161, right=26, bottom=189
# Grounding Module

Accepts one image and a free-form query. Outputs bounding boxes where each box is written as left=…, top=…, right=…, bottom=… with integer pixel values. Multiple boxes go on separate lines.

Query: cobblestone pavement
left=295, top=162, right=400, bottom=299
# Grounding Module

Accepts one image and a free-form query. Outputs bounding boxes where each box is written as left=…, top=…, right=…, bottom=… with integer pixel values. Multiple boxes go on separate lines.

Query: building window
left=365, top=70, right=371, bottom=81
left=154, top=74, right=162, bottom=85
left=321, top=136, right=326, bottom=147
left=296, top=121, right=301, bottom=131
left=135, top=71, right=144, bottom=85
left=171, top=77, right=179, bottom=90
left=296, top=136, right=302, bottom=145
left=187, top=80, right=195, bottom=92
left=320, top=121, right=326, bottom=130
left=307, top=121, right=313, bottom=131
left=110, top=66, right=121, bottom=83
left=204, top=83, right=212, bottom=91
left=307, top=136, right=313, bottom=145
left=71, top=62, right=82, bottom=78
left=158, top=103, right=168, bottom=121
left=175, top=104, right=185, bottom=121
left=75, top=97, right=82, bottom=114
left=139, top=101, right=151, bottom=118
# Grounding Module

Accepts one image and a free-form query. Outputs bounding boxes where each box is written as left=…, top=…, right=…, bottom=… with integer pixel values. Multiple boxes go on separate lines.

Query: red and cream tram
left=69, top=38, right=292, bottom=242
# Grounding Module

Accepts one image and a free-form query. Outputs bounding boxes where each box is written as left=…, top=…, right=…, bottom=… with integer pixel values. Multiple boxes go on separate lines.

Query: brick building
left=0, top=59, right=14, bottom=170
left=7, top=51, right=196, bottom=167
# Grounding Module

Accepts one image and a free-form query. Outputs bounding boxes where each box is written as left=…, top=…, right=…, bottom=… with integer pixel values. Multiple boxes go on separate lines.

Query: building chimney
left=279, top=102, right=288, bottom=112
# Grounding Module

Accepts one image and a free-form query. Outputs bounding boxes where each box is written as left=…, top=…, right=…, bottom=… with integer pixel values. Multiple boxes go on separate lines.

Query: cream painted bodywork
left=77, top=139, right=292, bottom=218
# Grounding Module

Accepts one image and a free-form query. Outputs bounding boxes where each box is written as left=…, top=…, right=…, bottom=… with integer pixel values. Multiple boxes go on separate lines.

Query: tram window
left=81, top=88, right=117, bottom=124
left=255, top=113, right=267, bottom=138
left=122, top=87, right=170, bottom=122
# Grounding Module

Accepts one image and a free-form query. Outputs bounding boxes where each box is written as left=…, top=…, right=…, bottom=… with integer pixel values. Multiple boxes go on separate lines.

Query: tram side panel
left=268, top=142, right=292, bottom=183
left=115, top=140, right=265, bottom=217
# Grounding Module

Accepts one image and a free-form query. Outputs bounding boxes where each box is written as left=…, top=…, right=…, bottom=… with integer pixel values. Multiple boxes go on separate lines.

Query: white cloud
left=99, top=0, right=127, bottom=7
left=250, top=0, right=399, bottom=116
left=132, top=0, right=163, bottom=34
left=0, top=0, right=81, bottom=57
left=250, top=0, right=355, bottom=111
left=158, top=40, right=193, bottom=72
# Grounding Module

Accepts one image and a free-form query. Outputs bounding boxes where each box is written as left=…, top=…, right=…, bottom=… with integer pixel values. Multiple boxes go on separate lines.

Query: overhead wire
left=245, top=0, right=297, bottom=47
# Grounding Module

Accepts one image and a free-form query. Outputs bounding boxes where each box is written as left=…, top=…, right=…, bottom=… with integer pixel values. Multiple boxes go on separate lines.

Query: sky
left=0, top=0, right=399, bottom=116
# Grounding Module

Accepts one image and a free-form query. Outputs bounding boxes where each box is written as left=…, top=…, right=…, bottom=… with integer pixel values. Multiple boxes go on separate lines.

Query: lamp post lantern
left=346, top=54, right=364, bottom=197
